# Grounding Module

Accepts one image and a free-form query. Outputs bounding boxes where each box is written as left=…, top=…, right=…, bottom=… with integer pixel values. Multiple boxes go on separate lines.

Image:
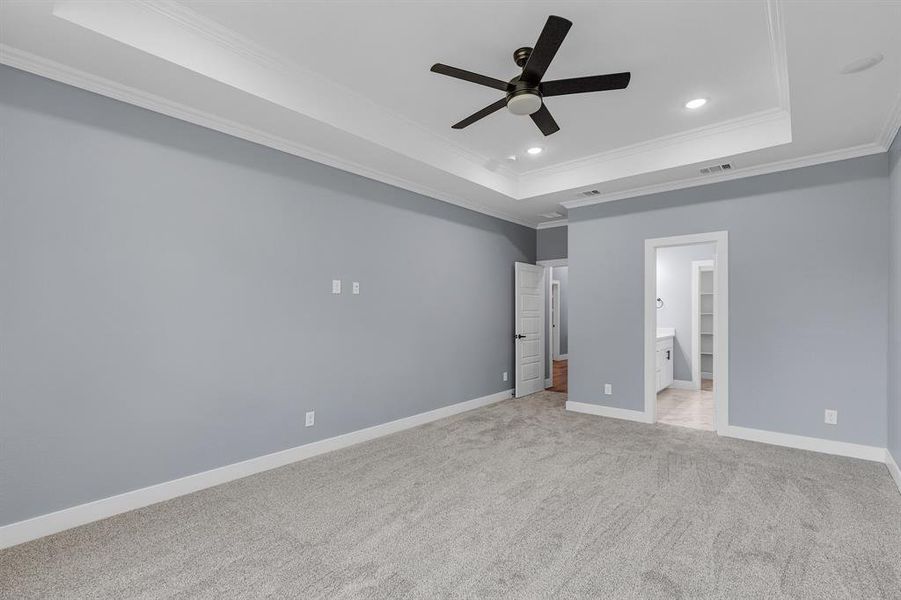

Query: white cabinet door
left=655, top=339, right=674, bottom=391
left=663, top=343, right=674, bottom=388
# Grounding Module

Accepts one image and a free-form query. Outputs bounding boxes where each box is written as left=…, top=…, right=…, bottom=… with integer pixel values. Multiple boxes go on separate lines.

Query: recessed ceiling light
left=507, top=155, right=517, bottom=161
left=685, top=98, right=707, bottom=110
left=527, top=146, right=543, bottom=155
left=840, top=53, right=884, bottom=74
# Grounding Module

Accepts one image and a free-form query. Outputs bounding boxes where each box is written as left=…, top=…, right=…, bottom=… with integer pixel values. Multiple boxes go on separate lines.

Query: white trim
left=721, top=426, right=886, bottom=463
left=561, top=143, right=885, bottom=210
left=887, top=450, right=901, bottom=495
left=1, top=40, right=893, bottom=226
left=544, top=378, right=552, bottom=388
left=646, top=232, right=729, bottom=433
left=668, top=380, right=696, bottom=390
left=565, top=401, right=653, bottom=424
left=523, top=107, right=788, bottom=180
left=568, top=402, right=890, bottom=465
left=536, top=259, right=568, bottom=268
left=556, top=353, right=569, bottom=360
left=0, top=45, right=534, bottom=229
left=551, top=280, right=561, bottom=359
left=536, top=220, right=568, bottom=230
left=878, top=90, right=901, bottom=149
left=0, top=388, right=512, bottom=550
left=691, top=259, right=714, bottom=391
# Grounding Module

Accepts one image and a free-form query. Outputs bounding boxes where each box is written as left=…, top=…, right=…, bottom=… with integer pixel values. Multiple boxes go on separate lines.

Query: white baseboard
left=544, top=378, right=552, bottom=388
left=567, top=400, right=888, bottom=466
left=0, top=388, right=512, bottom=550
left=721, top=425, right=886, bottom=462
left=668, top=380, right=697, bottom=390
left=555, top=354, right=569, bottom=360
left=565, top=400, right=653, bottom=424
left=887, top=450, right=901, bottom=495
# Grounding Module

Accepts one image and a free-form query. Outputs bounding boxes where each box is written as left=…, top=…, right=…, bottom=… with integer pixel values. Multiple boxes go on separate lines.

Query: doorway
left=538, top=259, right=568, bottom=393
left=644, top=232, right=728, bottom=433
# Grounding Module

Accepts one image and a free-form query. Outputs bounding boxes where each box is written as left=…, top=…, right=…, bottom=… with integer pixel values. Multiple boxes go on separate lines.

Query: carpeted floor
left=2, top=392, right=900, bottom=599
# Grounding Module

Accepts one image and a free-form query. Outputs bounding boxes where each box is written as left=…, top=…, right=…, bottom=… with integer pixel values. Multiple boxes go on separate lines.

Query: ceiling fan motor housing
left=506, top=77, right=542, bottom=115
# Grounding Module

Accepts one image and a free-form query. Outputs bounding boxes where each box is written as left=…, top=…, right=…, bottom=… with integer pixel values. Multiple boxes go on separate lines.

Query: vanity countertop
left=656, top=327, right=675, bottom=340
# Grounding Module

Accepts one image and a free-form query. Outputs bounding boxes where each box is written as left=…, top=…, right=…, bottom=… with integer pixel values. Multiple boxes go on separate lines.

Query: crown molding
left=52, top=0, right=520, bottom=187
left=518, top=107, right=788, bottom=181
left=766, top=0, right=791, bottom=113
left=878, top=89, right=901, bottom=150
left=0, top=45, right=534, bottom=228
left=132, top=0, right=517, bottom=182
left=517, top=0, right=790, bottom=185
left=536, top=220, right=568, bottom=230
left=561, top=142, right=885, bottom=210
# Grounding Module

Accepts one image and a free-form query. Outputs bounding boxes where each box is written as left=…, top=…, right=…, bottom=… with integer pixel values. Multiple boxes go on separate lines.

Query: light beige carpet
left=2, top=392, right=900, bottom=599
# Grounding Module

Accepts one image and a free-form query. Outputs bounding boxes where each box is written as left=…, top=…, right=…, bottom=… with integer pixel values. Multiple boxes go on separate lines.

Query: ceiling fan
left=430, top=15, right=630, bottom=136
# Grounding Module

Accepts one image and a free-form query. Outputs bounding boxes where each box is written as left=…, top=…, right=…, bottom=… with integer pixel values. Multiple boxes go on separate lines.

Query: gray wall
left=568, top=154, right=889, bottom=447
left=537, top=226, right=567, bottom=260
left=554, top=266, right=569, bottom=356
left=656, top=243, right=715, bottom=381
left=0, top=66, right=535, bottom=526
left=889, top=133, right=901, bottom=461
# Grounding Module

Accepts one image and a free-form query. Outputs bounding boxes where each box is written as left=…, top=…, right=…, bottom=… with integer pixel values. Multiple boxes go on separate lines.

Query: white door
left=514, top=262, right=546, bottom=398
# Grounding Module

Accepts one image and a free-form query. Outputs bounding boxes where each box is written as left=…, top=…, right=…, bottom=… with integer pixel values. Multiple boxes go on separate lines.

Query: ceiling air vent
left=699, top=162, right=734, bottom=175
left=579, top=189, right=601, bottom=197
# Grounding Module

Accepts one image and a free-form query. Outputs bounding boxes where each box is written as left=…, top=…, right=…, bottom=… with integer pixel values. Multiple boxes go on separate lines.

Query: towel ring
left=656, top=297, right=664, bottom=309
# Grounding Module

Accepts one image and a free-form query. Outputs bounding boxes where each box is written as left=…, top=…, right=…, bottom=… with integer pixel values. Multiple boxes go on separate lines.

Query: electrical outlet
left=352, top=281, right=360, bottom=295
left=824, top=409, right=837, bottom=425
left=503, top=371, right=508, bottom=382
left=305, top=411, right=315, bottom=427
left=331, top=280, right=341, bottom=294
left=604, top=384, right=612, bottom=395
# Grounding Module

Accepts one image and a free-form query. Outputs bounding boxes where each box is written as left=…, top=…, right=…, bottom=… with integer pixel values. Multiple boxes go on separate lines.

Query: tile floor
left=656, top=380, right=714, bottom=430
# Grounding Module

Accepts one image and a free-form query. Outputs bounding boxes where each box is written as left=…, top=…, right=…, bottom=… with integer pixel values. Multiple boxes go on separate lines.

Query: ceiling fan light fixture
left=685, top=98, right=708, bottom=110
left=507, top=92, right=543, bottom=115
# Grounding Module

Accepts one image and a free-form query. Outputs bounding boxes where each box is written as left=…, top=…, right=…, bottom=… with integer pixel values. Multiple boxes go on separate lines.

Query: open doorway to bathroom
left=644, top=232, right=728, bottom=433
left=655, top=245, right=715, bottom=429
left=538, top=259, right=567, bottom=393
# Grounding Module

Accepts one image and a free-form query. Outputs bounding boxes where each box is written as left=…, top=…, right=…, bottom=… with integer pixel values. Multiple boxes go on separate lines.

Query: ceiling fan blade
left=521, top=15, right=572, bottom=84
left=452, top=98, right=508, bottom=129
left=431, top=64, right=509, bottom=92
left=530, top=103, right=560, bottom=136
left=541, top=72, right=631, bottom=97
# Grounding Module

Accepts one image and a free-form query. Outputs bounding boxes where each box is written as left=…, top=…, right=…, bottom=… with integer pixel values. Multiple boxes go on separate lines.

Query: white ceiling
left=2, top=1, right=900, bottom=228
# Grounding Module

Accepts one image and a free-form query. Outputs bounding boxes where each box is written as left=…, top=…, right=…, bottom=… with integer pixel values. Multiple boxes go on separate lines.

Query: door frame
left=537, top=259, right=567, bottom=390
left=691, top=259, right=714, bottom=391
left=645, top=232, right=729, bottom=434
left=551, top=280, right=561, bottom=359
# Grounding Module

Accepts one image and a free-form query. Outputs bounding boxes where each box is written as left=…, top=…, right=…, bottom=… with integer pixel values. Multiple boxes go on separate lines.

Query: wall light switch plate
left=305, top=411, right=315, bottom=427
left=824, top=409, right=837, bottom=425
left=604, top=384, right=612, bottom=395
left=331, top=280, right=341, bottom=294
left=503, top=371, right=508, bottom=382
left=352, top=282, right=360, bottom=295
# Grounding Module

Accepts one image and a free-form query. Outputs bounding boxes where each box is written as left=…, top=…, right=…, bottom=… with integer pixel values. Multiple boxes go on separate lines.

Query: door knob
left=514, top=334, right=526, bottom=340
